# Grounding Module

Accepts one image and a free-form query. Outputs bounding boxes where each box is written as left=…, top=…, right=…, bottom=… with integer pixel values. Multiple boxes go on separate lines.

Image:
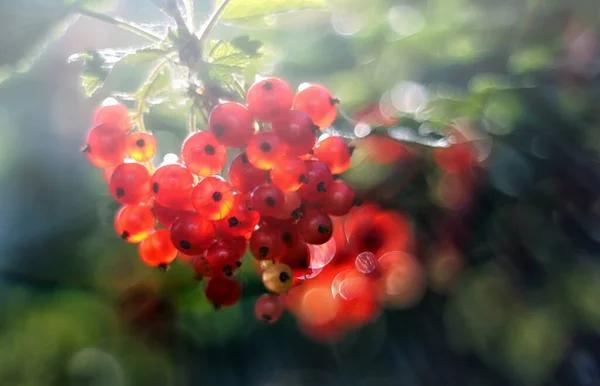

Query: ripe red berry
left=298, top=160, right=333, bottom=202
left=272, top=110, right=317, bottom=156
left=255, top=294, right=285, bottom=324
left=152, top=201, right=193, bottom=227
left=125, top=132, right=157, bottom=162
left=93, top=100, right=131, bottom=132
left=138, top=229, right=178, bottom=267
left=192, top=254, right=213, bottom=278
left=271, top=155, right=309, bottom=192
left=278, top=240, right=310, bottom=273
left=273, top=191, right=303, bottom=220
left=298, top=211, right=333, bottom=245
left=205, top=237, right=245, bottom=277
left=228, top=152, right=269, bottom=192
left=181, top=131, right=227, bottom=176
left=250, top=226, right=284, bottom=261
left=205, top=277, right=241, bottom=307
left=313, top=136, right=351, bottom=175
left=169, top=212, right=215, bottom=255
left=151, top=163, right=194, bottom=209
left=215, top=193, right=260, bottom=238
left=250, top=184, right=285, bottom=217
left=324, top=180, right=355, bottom=216
left=208, top=102, right=255, bottom=147
left=292, top=84, right=338, bottom=129
left=191, top=176, right=235, bottom=220
left=246, top=77, right=293, bottom=122
left=109, top=162, right=152, bottom=204
left=114, top=204, right=155, bottom=243
left=84, top=124, right=126, bottom=168
left=246, top=132, right=285, bottom=170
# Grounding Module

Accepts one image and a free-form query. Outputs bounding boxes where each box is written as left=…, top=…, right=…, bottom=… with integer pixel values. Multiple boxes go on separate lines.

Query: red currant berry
left=228, top=152, right=269, bottom=192
left=298, top=211, right=333, bottom=245
left=169, top=212, right=215, bottom=255
left=181, top=132, right=227, bottom=176
left=298, top=160, right=333, bottom=202
left=292, top=84, right=338, bottom=129
left=191, top=176, right=235, bottom=220
left=152, top=201, right=193, bottom=228
left=84, top=124, right=126, bottom=168
left=114, top=204, right=155, bottom=243
left=271, top=155, right=309, bottom=192
left=109, top=162, right=152, bottom=205
left=324, top=180, right=355, bottom=216
left=209, top=102, right=255, bottom=147
left=272, top=110, right=317, bottom=156
left=215, top=193, right=260, bottom=238
left=277, top=226, right=309, bottom=271
left=273, top=191, right=303, bottom=220
left=192, top=254, right=213, bottom=278
left=255, top=294, right=285, bottom=324
left=246, top=77, right=293, bottom=122
left=313, top=136, right=351, bottom=175
left=250, top=184, right=285, bottom=217
left=125, top=132, right=157, bottom=162
left=138, top=229, right=178, bottom=267
left=205, top=277, right=241, bottom=308
left=93, top=99, right=131, bottom=132
left=250, top=226, right=284, bottom=261
left=151, top=163, right=194, bottom=209
left=246, top=132, right=285, bottom=170
left=205, top=237, right=245, bottom=277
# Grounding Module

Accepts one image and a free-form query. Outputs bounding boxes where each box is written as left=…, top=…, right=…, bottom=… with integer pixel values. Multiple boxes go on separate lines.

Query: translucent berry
left=152, top=201, right=193, bottom=228
left=191, top=176, right=235, bottom=220
left=125, top=132, right=157, bottom=162
left=272, top=110, right=317, bottom=156
left=228, top=152, right=269, bottom=192
left=114, top=205, right=155, bottom=243
left=109, top=162, right=152, bottom=204
left=298, top=160, right=334, bottom=202
left=192, top=254, right=213, bottom=278
left=170, top=212, right=215, bottom=255
left=324, top=180, right=355, bottom=216
left=84, top=124, right=126, bottom=168
left=273, top=191, right=303, bottom=220
left=313, top=136, right=351, bottom=175
left=292, top=84, right=338, bottom=128
left=138, top=229, right=178, bottom=267
left=205, top=277, right=241, bottom=307
left=255, top=294, right=285, bottom=324
left=215, top=193, right=260, bottom=238
left=151, top=163, right=194, bottom=209
left=181, top=131, right=227, bottom=176
left=209, top=102, right=255, bottom=147
left=270, top=155, right=309, bottom=192
left=298, top=211, right=333, bottom=245
left=246, top=77, right=293, bottom=122
left=246, top=132, right=285, bottom=170
left=205, top=237, right=245, bottom=277
left=251, top=184, right=285, bottom=217
left=93, top=99, right=131, bottom=132
left=250, top=226, right=284, bottom=261
left=262, top=263, right=294, bottom=293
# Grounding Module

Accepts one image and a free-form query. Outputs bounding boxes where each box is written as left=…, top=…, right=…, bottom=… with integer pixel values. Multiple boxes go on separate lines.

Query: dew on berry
left=125, top=132, right=157, bottom=162
left=181, top=131, right=227, bottom=176
left=109, top=162, right=152, bottom=204
left=246, top=77, right=294, bottom=122
left=208, top=102, right=255, bottom=147
left=169, top=212, right=215, bottom=255
left=138, top=229, right=178, bottom=267
left=114, top=204, right=155, bottom=243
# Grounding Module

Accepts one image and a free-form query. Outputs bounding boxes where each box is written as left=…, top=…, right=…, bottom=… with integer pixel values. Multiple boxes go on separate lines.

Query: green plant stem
left=197, top=0, right=233, bottom=45
left=73, top=7, right=162, bottom=43
left=135, top=59, right=171, bottom=131
left=188, top=106, right=197, bottom=134
left=185, top=0, right=195, bottom=30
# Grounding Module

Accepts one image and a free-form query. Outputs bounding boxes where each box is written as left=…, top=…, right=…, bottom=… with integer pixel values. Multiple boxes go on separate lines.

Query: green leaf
left=218, top=0, right=328, bottom=21
left=207, top=39, right=260, bottom=84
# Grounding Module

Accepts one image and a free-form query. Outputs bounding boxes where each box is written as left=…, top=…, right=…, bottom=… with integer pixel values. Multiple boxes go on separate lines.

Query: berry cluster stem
left=135, top=59, right=172, bottom=132
left=197, top=0, right=233, bottom=48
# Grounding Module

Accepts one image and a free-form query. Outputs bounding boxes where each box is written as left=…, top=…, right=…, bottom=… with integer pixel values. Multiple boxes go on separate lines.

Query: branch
left=197, top=0, right=233, bottom=45
left=72, top=7, right=163, bottom=43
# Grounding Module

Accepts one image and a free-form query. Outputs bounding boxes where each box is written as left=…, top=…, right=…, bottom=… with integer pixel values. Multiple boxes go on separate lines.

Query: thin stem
left=188, top=105, right=197, bottom=134
left=197, top=0, right=233, bottom=45
left=185, top=0, right=195, bottom=30
left=135, top=59, right=171, bottom=132
left=72, top=7, right=162, bottom=43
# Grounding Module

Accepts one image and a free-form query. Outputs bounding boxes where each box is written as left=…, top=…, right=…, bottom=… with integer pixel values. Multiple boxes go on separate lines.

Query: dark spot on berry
left=348, top=145, right=355, bottom=156
left=204, top=145, right=216, bottom=155
left=318, top=224, right=330, bottom=234
left=316, top=182, right=327, bottom=192
left=262, top=81, right=273, bottom=91
left=212, top=191, right=222, bottom=202
left=228, top=217, right=239, bottom=227
left=212, top=124, right=225, bottom=137
left=308, top=149, right=314, bottom=155
left=120, top=231, right=130, bottom=240
left=115, top=187, right=125, bottom=198
left=281, top=232, right=292, bottom=244
left=152, top=182, right=159, bottom=193
left=260, top=142, right=272, bottom=153
left=291, top=208, right=303, bottom=219
left=158, top=264, right=170, bottom=273
left=353, top=198, right=363, bottom=207
left=311, top=124, right=320, bottom=134
left=279, top=271, right=290, bottom=282
left=241, top=153, right=249, bottom=163
left=235, top=261, right=242, bottom=268
left=330, top=98, right=340, bottom=105
left=261, top=314, right=272, bottom=322
left=180, top=240, right=191, bottom=250
left=299, top=174, right=309, bottom=183
left=265, top=197, right=276, bottom=207
left=82, top=145, right=91, bottom=153
left=136, top=139, right=145, bottom=147
left=259, top=246, right=269, bottom=257
left=299, top=260, right=308, bottom=269
left=223, top=265, right=233, bottom=276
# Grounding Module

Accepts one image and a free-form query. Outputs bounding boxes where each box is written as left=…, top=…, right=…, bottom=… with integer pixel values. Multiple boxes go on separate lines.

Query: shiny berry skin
left=292, top=84, right=338, bottom=129
left=250, top=226, right=284, bottom=261
left=208, top=102, right=255, bottom=148
left=93, top=100, right=131, bottom=132
left=181, top=131, right=227, bottom=176
left=84, top=124, right=126, bottom=168
left=215, top=193, right=260, bottom=238
left=324, top=180, right=355, bottom=216
left=109, top=162, right=152, bottom=205
left=270, top=155, right=309, bottom=192
left=192, top=254, right=213, bottom=278
left=278, top=240, right=310, bottom=273
left=205, top=277, right=241, bottom=307
left=228, top=152, right=269, bottom=192
left=255, top=294, right=285, bottom=324
left=151, top=163, right=194, bottom=209
left=251, top=184, right=285, bottom=217
left=125, top=132, right=157, bottom=162
left=298, top=160, right=334, bottom=202
left=313, top=136, right=351, bottom=175
left=138, top=229, right=178, bottom=267
left=169, top=212, right=215, bottom=255
left=152, top=201, right=192, bottom=227
left=272, top=110, right=317, bottom=156
left=246, top=132, right=285, bottom=170
left=262, top=263, right=294, bottom=293
left=298, top=211, right=333, bottom=245
left=246, top=77, right=293, bottom=122
left=114, top=204, right=155, bottom=243
left=191, top=176, right=235, bottom=220
left=205, top=237, right=245, bottom=277
left=273, top=191, right=303, bottom=220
